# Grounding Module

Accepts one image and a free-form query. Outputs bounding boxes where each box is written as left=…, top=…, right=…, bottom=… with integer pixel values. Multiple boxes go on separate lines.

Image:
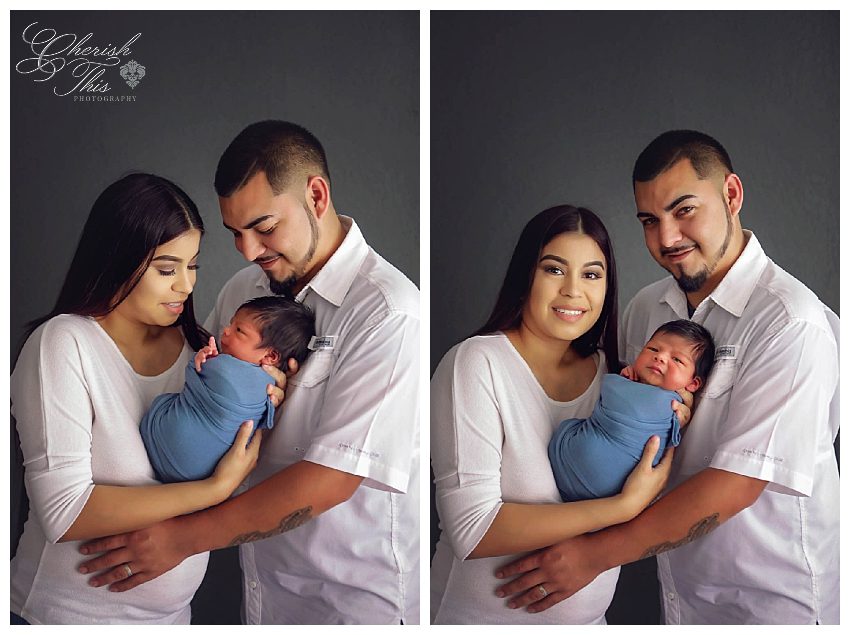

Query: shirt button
left=667, top=592, right=676, bottom=600
left=249, top=581, right=258, bottom=590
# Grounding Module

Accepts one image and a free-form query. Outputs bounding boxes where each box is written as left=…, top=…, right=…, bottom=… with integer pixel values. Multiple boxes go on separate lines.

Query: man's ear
left=305, top=175, right=331, bottom=219
left=261, top=349, right=281, bottom=367
left=685, top=376, right=702, bottom=393
left=724, top=172, right=744, bottom=218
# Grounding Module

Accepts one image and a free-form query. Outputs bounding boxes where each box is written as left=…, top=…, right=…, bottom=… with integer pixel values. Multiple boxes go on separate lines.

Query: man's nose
left=658, top=218, right=683, bottom=248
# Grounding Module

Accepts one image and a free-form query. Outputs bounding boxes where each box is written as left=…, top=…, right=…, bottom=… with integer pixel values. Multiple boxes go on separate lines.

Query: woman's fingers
left=638, top=435, right=661, bottom=467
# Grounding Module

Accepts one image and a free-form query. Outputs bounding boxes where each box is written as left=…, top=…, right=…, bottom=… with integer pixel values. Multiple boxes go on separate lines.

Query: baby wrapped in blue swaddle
left=548, top=319, right=715, bottom=502
left=141, top=354, right=276, bottom=482
left=549, top=374, right=682, bottom=501
left=140, top=295, right=315, bottom=483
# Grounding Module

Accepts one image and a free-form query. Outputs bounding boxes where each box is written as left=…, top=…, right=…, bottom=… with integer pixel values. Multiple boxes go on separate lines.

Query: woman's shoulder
left=438, top=333, right=509, bottom=367
left=25, top=314, right=101, bottom=352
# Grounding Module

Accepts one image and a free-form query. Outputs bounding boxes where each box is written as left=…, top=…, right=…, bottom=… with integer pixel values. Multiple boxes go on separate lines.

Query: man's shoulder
left=346, top=247, right=419, bottom=324
left=753, top=260, right=831, bottom=328
left=629, top=277, right=675, bottom=308
left=221, top=264, right=265, bottom=294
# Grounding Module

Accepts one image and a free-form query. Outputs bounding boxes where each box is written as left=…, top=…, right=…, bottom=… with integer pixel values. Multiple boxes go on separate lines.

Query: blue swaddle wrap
left=140, top=354, right=275, bottom=483
left=548, top=373, right=682, bottom=502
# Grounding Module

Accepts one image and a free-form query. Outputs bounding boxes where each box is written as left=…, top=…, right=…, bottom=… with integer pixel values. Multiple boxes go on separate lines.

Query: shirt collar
left=250, top=216, right=367, bottom=307
left=659, top=230, right=768, bottom=319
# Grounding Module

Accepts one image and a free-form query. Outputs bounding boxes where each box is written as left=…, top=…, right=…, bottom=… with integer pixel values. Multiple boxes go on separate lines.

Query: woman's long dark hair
left=474, top=205, right=621, bottom=372
left=26, top=173, right=210, bottom=351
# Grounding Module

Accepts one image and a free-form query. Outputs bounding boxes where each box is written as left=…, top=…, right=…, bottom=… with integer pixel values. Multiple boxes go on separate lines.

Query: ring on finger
left=123, top=564, right=133, bottom=578
left=537, top=584, right=548, bottom=599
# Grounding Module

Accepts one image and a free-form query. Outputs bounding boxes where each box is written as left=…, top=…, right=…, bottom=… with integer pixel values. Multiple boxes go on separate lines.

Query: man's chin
left=267, top=272, right=297, bottom=298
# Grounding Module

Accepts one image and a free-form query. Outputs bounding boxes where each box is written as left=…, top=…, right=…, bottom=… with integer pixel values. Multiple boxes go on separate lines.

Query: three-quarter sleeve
left=11, top=322, right=96, bottom=543
left=431, top=342, right=505, bottom=560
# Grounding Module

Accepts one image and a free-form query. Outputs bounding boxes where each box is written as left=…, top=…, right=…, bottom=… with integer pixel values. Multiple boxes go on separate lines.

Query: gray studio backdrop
left=10, top=10, right=418, bottom=624
left=430, top=11, right=838, bottom=625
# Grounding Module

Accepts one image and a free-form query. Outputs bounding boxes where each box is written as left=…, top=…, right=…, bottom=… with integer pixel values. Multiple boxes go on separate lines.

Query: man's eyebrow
left=152, top=250, right=200, bottom=263
left=664, top=194, right=697, bottom=212
left=540, top=254, right=605, bottom=269
left=222, top=215, right=275, bottom=232
left=637, top=194, right=698, bottom=218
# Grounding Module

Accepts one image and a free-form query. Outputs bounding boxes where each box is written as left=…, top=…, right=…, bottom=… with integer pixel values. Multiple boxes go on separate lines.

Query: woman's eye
left=158, top=269, right=176, bottom=276
left=544, top=265, right=564, bottom=275
left=188, top=264, right=200, bottom=271
left=583, top=271, right=603, bottom=280
left=257, top=225, right=276, bottom=235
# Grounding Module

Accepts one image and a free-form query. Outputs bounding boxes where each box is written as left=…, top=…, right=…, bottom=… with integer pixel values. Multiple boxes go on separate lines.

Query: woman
left=430, top=205, right=674, bottom=624
left=11, top=174, right=261, bottom=624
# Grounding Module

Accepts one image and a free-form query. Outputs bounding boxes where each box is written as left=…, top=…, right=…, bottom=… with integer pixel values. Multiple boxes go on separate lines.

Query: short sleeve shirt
left=620, top=231, right=839, bottom=624
left=205, top=216, right=420, bottom=624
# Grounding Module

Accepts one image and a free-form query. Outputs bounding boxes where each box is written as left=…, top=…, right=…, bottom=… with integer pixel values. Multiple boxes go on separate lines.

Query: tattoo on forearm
left=640, top=513, right=720, bottom=559
left=227, top=506, right=313, bottom=547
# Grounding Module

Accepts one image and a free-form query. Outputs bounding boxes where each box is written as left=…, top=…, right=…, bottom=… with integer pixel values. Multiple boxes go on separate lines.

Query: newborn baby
left=548, top=319, right=715, bottom=502
left=141, top=295, right=315, bottom=483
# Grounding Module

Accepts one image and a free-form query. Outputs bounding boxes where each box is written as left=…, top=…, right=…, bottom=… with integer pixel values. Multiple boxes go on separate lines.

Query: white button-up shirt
left=620, top=231, right=839, bottom=624
left=205, top=216, right=420, bottom=624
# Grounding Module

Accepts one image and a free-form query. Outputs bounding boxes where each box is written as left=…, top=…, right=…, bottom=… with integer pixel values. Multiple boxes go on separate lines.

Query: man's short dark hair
left=214, top=120, right=331, bottom=197
left=237, top=295, right=316, bottom=367
left=633, top=130, right=734, bottom=184
left=651, top=319, right=716, bottom=383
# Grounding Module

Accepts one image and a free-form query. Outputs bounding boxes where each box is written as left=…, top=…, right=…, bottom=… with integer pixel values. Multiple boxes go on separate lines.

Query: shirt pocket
left=288, top=350, right=334, bottom=388
left=700, top=358, right=738, bottom=399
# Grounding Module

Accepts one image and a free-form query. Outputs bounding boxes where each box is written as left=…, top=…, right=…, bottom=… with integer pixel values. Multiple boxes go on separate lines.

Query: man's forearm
left=592, top=468, right=767, bottom=569
left=181, top=460, right=364, bottom=554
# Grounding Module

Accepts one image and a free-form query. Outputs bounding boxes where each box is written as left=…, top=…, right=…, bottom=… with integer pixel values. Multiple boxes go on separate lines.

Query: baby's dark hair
left=651, top=319, right=716, bottom=383
left=237, top=295, right=315, bottom=367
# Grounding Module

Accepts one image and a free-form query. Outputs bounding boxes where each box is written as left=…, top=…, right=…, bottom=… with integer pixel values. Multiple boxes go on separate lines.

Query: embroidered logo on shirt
left=742, top=448, right=784, bottom=463
left=308, top=335, right=336, bottom=351
left=715, top=345, right=737, bottom=361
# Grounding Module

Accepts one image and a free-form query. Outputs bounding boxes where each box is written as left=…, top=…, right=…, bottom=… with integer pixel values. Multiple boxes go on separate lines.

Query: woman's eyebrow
left=539, top=254, right=605, bottom=269
left=151, top=250, right=200, bottom=263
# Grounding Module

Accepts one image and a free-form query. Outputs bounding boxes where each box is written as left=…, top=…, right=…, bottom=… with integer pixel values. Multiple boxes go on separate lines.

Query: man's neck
left=685, top=230, right=749, bottom=309
left=292, top=209, right=347, bottom=294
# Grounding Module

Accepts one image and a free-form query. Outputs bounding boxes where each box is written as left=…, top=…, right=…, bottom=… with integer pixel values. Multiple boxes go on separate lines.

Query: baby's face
left=220, top=309, right=268, bottom=365
left=633, top=332, right=702, bottom=392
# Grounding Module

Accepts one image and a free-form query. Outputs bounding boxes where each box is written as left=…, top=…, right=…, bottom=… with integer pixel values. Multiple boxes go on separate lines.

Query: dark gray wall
left=430, top=10, right=838, bottom=625
left=11, top=10, right=418, bottom=624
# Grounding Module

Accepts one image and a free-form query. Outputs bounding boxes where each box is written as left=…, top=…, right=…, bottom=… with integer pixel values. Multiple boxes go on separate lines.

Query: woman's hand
left=194, top=336, right=219, bottom=372
left=617, top=435, right=673, bottom=520
left=209, top=420, right=262, bottom=499
left=673, top=387, right=694, bottom=427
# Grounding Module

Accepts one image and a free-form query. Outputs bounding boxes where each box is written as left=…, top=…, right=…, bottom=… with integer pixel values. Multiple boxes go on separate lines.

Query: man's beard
left=670, top=202, right=732, bottom=294
left=267, top=202, right=320, bottom=298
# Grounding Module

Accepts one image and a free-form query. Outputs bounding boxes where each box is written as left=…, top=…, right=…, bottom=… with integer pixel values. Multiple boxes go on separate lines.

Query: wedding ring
left=123, top=564, right=133, bottom=578
left=537, top=584, right=548, bottom=598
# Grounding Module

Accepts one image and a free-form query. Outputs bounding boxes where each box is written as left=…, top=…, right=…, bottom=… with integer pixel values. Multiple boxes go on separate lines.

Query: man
left=493, top=130, right=838, bottom=624
left=79, top=121, right=421, bottom=624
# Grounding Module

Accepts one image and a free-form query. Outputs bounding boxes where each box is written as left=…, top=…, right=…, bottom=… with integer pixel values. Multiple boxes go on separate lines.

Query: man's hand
left=494, top=533, right=604, bottom=613
left=673, top=388, right=694, bottom=427
left=263, top=358, right=299, bottom=408
left=77, top=516, right=194, bottom=592
left=194, top=336, right=219, bottom=372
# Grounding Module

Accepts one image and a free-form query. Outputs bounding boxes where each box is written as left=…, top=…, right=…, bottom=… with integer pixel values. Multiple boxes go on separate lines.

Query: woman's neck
left=96, top=310, right=170, bottom=349
left=506, top=322, right=580, bottom=370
